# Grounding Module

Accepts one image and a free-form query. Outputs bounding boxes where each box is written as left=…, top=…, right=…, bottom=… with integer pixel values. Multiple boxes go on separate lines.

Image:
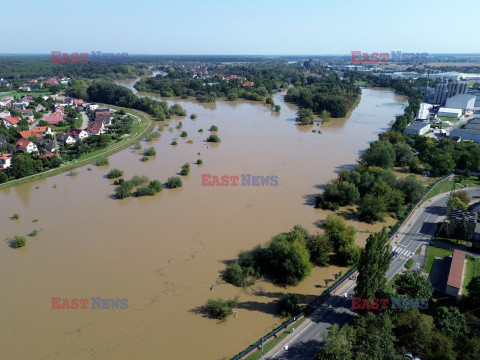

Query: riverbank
left=0, top=106, right=154, bottom=191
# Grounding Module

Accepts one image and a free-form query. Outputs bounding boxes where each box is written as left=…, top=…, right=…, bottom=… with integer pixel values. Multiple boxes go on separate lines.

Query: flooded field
left=0, top=84, right=406, bottom=359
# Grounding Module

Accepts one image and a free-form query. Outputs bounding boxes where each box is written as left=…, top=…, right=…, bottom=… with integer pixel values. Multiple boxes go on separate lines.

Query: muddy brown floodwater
left=0, top=79, right=406, bottom=360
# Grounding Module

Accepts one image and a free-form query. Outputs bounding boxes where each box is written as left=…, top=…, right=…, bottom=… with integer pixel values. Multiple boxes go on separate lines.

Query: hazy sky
left=3, top=0, right=478, bottom=55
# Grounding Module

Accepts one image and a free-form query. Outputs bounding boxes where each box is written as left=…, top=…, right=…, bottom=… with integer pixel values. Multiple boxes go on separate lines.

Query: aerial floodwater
left=0, top=76, right=406, bottom=359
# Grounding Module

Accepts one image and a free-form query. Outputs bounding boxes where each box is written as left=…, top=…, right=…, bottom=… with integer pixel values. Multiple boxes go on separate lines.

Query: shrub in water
left=144, top=147, right=156, bottom=156
left=180, top=162, right=190, bottom=176
left=96, top=157, right=109, bottom=166
left=207, top=134, right=221, bottom=143
left=209, top=125, right=218, bottom=131
left=107, top=168, right=124, bottom=179
left=166, top=176, right=182, bottom=189
left=10, top=235, right=27, bottom=248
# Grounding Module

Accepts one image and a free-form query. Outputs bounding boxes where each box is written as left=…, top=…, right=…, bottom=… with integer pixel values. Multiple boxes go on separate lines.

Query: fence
left=232, top=172, right=454, bottom=360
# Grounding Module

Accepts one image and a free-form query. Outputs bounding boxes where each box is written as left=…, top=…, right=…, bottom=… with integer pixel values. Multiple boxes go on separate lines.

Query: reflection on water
left=0, top=80, right=407, bottom=359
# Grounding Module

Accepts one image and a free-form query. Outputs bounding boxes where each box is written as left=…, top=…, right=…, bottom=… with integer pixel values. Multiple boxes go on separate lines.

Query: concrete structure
left=438, top=107, right=462, bottom=118
left=445, top=249, right=466, bottom=298
left=445, top=94, right=476, bottom=112
left=403, top=121, right=430, bottom=136
left=434, top=79, right=469, bottom=105
left=449, top=208, right=478, bottom=235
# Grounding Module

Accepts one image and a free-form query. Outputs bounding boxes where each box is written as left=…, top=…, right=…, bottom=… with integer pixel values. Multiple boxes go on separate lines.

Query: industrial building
left=438, top=107, right=462, bottom=118
left=445, top=94, right=476, bottom=112
left=450, top=117, right=480, bottom=142
left=403, top=121, right=430, bottom=136
left=417, top=102, right=433, bottom=120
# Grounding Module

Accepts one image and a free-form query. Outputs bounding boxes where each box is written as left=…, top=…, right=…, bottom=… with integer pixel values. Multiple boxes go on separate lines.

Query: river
left=0, top=75, right=406, bottom=359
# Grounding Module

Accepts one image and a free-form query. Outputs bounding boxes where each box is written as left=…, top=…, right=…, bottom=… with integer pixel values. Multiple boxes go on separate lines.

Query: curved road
left=265, top=185, right=480, bottom=360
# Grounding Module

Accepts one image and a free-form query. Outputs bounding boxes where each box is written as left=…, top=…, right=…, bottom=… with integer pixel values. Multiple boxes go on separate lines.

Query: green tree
left=321, top=109, right=331, bottom=123
left=397, top=175, right=425, bottom=204
left=306, top=234, right=332, bottom=267
left=317, top=323, right=354, bottom=360
left=354, top=312, right=397, bottom=360
left=435, top=306, right=468, bottom=339
left=358, top=193, right=387, bottom=223
left=205, top=297, right=239, bottom=322
left=394, top=271, right=434, bottom=300
left=394, top=310, right=433, bottom=356
left=356, top=228, right=392, bottom=300
left=296, top=108, right=314, bottom=125
left=360, top=141, right=396, bottom=169
left=277, top=294, right=300, bottom=317
left=324, top=214, right=356, bottom=251
left=446, top=196, right=467, bottom=210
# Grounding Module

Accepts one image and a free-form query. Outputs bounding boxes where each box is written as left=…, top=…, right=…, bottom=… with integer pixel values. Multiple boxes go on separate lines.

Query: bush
left=115, top=181, right=135, bottom=199
left=135, top=186, right=156, bottom=197
left=180, top=162, right=190, bottom=176
left=198, top=129, right=203, bottom=133
left=171, top=140, right=178, bottom=145
left=96, top=157, right=109, bottom=166
left=130, top=175, right=149, bottom=186
left=166, top=176, right=182, bottom=189
left=176, top=121, right=183, bottom=129
left=197, top=159, right=203, bottom=165
left=190, top=114, right=197, bottom=120
left=277, top=294, right=300, bottom=317
left=0, top=172, right=8, bottom=184
left=107, top=168, right=124, bottom=179
left=209, top=125, right=218, bottom=131
left=133, top=142, right=141, bottom=150
left=10, top=235, right=27, bottom=248
left=205, top=297, right=239, bottom=321
left=144, top=147, right=156, bottom=156
left=29, top=229, right=41, bottom=237
left=207, top=134, right=221, bottom=143
left=224, top=262, right=255, bottom=287
left=181, top=131, right=187, bottom=138
left=140, top=156, right=149, bottom=162
left=149, top=179, right=163, bottom=193
left=12, top=212, right=20, bottom=220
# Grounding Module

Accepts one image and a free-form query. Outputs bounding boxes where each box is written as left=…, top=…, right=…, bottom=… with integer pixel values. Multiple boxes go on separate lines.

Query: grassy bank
left=1, top=91, right=52, bottom=99
left=0, top=105, right=155, bottom=191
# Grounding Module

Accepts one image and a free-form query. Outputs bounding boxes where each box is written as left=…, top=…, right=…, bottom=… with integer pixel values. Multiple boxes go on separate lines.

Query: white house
left=57, top=133, right=76, bottom=146
left=0, top=153, right=12, bottom=169
left=15, top=140, right=38, bottom=154
left=88, top=104, right=99, bottom=111
left=403, top=121, right=431, bottom=136
left=68, top=129, right=88, bottom=141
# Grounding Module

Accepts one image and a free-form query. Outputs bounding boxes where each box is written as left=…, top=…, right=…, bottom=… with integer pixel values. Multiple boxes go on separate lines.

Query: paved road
left=266, top=186, right=480, bottom=360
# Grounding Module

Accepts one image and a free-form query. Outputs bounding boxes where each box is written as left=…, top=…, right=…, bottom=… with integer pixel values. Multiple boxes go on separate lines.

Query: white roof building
left=403, top=121, right=430, bottom=136
left=438, top=107, right=462, bottom=118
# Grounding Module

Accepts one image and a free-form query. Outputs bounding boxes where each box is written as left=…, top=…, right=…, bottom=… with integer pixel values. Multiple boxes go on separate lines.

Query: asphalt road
left=266, top=186, right=480, bottom=360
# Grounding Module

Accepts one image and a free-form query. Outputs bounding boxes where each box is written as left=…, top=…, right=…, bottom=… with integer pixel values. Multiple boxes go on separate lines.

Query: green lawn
left=354, top=80, right=368, bottom=86
left=452, top=174, right=480, bottom=188
left=464, top=255, right=477, bottom=295
left=422, top=176, right=460, bottom=203
left=424, top=246, right=453, bottom=274
left=438, top=116, right=460, bottom=122
left=1, top=91, right=52, bottom=99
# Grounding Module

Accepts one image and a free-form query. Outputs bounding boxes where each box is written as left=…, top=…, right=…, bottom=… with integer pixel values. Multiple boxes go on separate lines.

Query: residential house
left=0, top=153, right=12, bottom=169
left=73, top=99, right=84, bottom=108
left=19, top=126, right=53, bottom=140
left=36, top=139, right=56, bottom=152
left=64, top=97, right=74, bottom=106
left=44, top=113, right=64, bottom=125
left=12, top=102, right=28, bottom=110
left=68, top=128, right=88, bottom=141
left=88, top=104, right=99, bottom=111
left=95, top=110, right=112, bottom=126
left=35, top=104, right=45, bottom=112
left=15, top=139, right=38, bottom=153
left=3, top=116, right=20, bottom=128
left=86, top=123, right=104, bottom=136
left=57, top=133, right=76, bottom=146
left=19, top=109, right=34, bottom=123
left=40, top=152, right=56, bottom=159
left=0, top=110, right=11, bottom=118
